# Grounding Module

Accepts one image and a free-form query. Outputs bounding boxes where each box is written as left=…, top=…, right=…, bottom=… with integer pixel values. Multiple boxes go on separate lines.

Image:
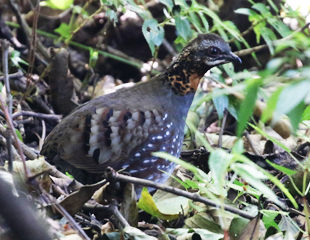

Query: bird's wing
left=42, top=105, right=178, bottom=174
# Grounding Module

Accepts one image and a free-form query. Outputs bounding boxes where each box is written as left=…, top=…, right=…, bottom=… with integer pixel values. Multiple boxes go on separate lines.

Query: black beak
left=227, top=52, right=242, bottom=64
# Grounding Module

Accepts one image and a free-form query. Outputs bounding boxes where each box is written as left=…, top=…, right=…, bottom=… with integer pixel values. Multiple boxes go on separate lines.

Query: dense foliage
left=1, top=0, right=310, bottom=239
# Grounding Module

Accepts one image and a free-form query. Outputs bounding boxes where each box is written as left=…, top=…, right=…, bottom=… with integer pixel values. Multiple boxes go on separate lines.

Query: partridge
left=41, top=33, right=241, bottom=187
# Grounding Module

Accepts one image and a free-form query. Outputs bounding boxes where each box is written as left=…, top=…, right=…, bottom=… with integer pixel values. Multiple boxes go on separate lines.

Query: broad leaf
left=231, top=163, right=284, bottom=207
left=41, top=0, right=73, bottom=10
left=142, top=19, right=164, bottom=55
left=137, top=188, right=189, bottom=220
left=236, top=79, right=261, bottom=137
left=175, top=16, right=192, bottom=41
left=55, top=23, right=71, bottom=38
left=159, top=0, right=173, bottom=11
left=275, top=79, right=310, bottom=120
left=260, top=27, right=277, bottom=54
left=266, top=160, right=296, bottom=176
left=209, top=149, right=232, bottom=196
left=212, top=89, right=229, bottom=119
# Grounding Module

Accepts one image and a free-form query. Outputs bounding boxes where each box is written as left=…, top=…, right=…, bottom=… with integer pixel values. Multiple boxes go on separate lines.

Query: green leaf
left=41, top=0, right=73, bottom=10
left=260, top=27, right=277, bottom=54
left=174, top=0, right=188, bottom=8
left=123, top=226, right=158, bottom=239
left=186, top=110, right=200, bottom=128
left=278, top=215, right=300, bottom=236
left=229, top=217, right=250, bottom=239
left=232, top=138, right=244, bottom=154
left=201, top=7, right=240, bottom=40
left=54, top=23, right=71, bottom=39
left=212, top=89, right=229, bottom=119
left=267, top=0, right=279, bottom=12
left=287, top=101, right=305, bottom=132
left=159, top=0, right=174, bottom=11
left=106, top=9, right=118, bottom=25
left=198, top=12, right=209, bottom=32
left=170, top=175, right=190, bottom=189
left=184, top=179, right=199, bottom=189
left=302, top=105, right=310, bottom=121
left=275, top=79, right=310, bottom=120
left=249, top=10, right=263, bottom=24
left=152, top=151, right=211, bottom=183
left=103, top=232, right=121, bottom=240
left=10, top=50, right=28, bottom=67
left=65, top=172, right=74, bottom=179
left=234, top=8, right=252, bottom=15
left=137, top=188, right=189, bottom=220
left=267, top=18, right=290, bottom=38
left=231, top=163, right=284, bottom=207
left=189, top=12, right=202, bottom=33
left=209, top=149, right=233, bottom=195
left=125, top=0, right=151, bottom=19
left=89, top=50, right=98, bottom=69
left=152, top=152, right=198, bottom=175
left=261, top=85, right=284, bottom=123
left=266, top=160, right=297, bottom=176
left=100, top=0, right=119, bottom=6
left=142, top=19, right=164, bottom=55
left=72, top=5, right=87, bottom=17
left=15, top=129, right=23, bottom=142
left=236, top=79, right=261, bottom=137
left=265, top=58, right=285, bottom=73
left=253, top=21, right=264, bottom=43
left=175, top=16, right=192, bottom=41
left=184, top=212, right=224, bottom=234
left=262, top=210, right=280, bottom=231
left=252, top=3, right=269, bottom=15
left=227, top=100, right=238, bottom=120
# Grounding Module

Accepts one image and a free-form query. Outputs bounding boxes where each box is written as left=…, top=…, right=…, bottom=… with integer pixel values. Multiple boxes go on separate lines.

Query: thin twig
left=0, top=101, right=29, bottom=178
left=0, top=124, right=38, bottom=160
left=104, top=168, right=255, bottom=220
left=148, top=45, right=160, bottom=80
left=27, top=0, right=40, bottom=74
left=109, top=199, right=130, bottom=229
left=12, top=111, right=62, bottom=121
left=7, top=0, right=29, bottom=48
left=7, top=0, right=50, bottom=60
left=1, top=40, right=13, bottom=172
left=227, top=18, right=268, bottom=43
left=243, top=131, right=260, bottom=155
left=41, top=191, right=91, bottom=240
left=39, top=119, right=46, bottom=151
left=218, top=108, right=228, bottom=148
left=234, top=22, right=310, bottom=57
left=0, top=134, right=21, bottom=161
left=162, top=38, right=177, bottom=56
left=45, top=161, right=84, bottom=188
left=0, top=70, right=24, bottom=81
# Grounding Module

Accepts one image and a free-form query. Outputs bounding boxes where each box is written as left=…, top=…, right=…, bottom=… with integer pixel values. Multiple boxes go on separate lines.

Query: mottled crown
left=186, top=33, right=231, bottom=54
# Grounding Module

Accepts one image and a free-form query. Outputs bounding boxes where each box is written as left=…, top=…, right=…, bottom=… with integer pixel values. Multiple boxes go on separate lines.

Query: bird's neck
left=161, top=56, right=210, bottom=96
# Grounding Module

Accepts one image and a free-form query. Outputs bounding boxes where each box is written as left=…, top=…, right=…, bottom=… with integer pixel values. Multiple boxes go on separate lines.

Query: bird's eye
left=207, top=47, right=221, bottom=56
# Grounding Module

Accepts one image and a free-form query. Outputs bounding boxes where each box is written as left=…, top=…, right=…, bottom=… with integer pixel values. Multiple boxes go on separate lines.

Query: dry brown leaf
left=59, top=179, right=108, bottom=215
left=120, top=183, right=139, bottom=227
left=237, top=214, right=264, bottom=240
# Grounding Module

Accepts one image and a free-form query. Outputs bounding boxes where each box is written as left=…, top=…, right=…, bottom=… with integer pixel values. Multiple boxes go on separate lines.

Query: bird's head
left=164, top=33, right=241, bottom=96
left=179, top=33, right=241, bottom=69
